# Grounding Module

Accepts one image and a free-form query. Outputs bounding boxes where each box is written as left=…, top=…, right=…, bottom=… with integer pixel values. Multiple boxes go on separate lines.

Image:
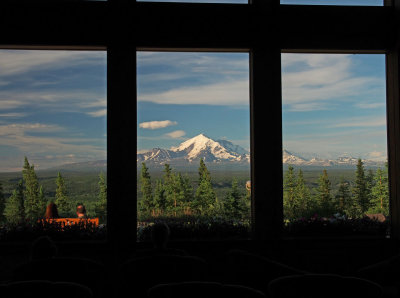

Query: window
left=137, top=51, right=251, bottom=241
left=280, top=0, right=383, bottom=6
left=2, top=1, right=400, bottom=244
left=137, top=0, right=248, bottom=3
left=281, top=53, right=388, bottom=236
left=0, top=50, right=107, bottom=240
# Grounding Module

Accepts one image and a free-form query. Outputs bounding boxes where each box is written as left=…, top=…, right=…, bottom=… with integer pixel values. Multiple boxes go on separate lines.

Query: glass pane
left=0, top=50, right=107, bottom=241
left=138, top=0, right=248, bottom=3
left=281, top=0, right=383, bottom=5
left=281, top=53, right=389, bottom=237
left=137, top=51, right=251, bottom=242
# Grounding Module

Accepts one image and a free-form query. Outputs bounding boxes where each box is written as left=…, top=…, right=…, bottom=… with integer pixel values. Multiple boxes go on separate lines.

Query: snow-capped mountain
left=137, top=134, right=250, bottom=164
left=283, top=150, right=307, bottom=165
left=282, top=150, right=385, bottom=167
left=137, top=134, right=385, bottom=168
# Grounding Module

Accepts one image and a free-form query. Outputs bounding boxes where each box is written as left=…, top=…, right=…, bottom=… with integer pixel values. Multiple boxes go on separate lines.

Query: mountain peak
left=137, top=134, right=250, bottom=165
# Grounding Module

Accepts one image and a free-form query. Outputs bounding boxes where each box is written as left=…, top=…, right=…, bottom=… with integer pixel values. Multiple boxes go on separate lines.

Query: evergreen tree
left=95, top=172, right=107, bottom=223
left=55, top=172, right=69, bottom=215
left=22, top=157, right=42, bottom=221
left=4, top=180, right=25, bottom=225
left=139, top=162, right=153, bottom=216
left=178, top=174, right=194, bottom=215
left=154, top=180, right=167, bottom=215
left=369, top=167, right=389, bottom=216
left=295, top=169, right=311, bottom=218
left=193, top=159, right=216, bottom=215
left=335, top=176, right=353, bottom=217
left=38, top=185, right=47, bottom=218
left=316, top=169, right=332, bottom=217
left=283, top=165, right=297, bottom=220
left=198, top=158, right=211, bottom=183
left=353, top=158, right=370, bottom=217
left=224, top=178, right=247, bottom=220
left=0, top=182, right=5, bottom=223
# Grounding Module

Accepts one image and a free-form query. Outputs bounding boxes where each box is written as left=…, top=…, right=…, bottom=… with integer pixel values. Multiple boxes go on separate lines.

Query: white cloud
left=138, top=79, right=249, bottom=105
left=354, top=102, right=385, bottom=109
left=0, top=123, right=63, bottom=136
left=0, top=50, right=105, bottom=77
left=87, top=109, right=107, bottom=117
left=330, top=116, right=386, bottom=128
left=0, top=112, right=26, bottom=118
left=282, top=54, right=384, bottom=111
left=165, top=130, right=186, bottom=138
left=139, top=120, right=178, bottom=130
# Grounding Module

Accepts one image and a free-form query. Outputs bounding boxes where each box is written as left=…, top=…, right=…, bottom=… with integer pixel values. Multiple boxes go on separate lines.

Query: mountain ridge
left=138, top=134, right=386, bottom=168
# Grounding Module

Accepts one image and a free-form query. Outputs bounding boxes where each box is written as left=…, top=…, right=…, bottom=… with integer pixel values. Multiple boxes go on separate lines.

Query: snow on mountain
left=170, top=134, right=248, bottom=162
left=282, top=150, right=307, bottom=165
left=283, top=150, right=384, bottom=167
left=137, top=134, right=250, bottom=164
left=137, top=134, right=384, bottom=167
left=137, top=148, right=179, bottom=163
left=216, top=139, right=249, bottom=155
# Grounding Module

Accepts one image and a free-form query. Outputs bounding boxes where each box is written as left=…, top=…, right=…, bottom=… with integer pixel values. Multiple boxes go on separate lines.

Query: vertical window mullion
left=250, top=46, right=283, bottom=241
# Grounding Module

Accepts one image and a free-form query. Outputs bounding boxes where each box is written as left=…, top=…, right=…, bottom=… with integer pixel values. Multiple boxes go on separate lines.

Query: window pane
left=280, top=0, right=383, bottom=5
left=281, top=53, right=389, bottom=236
left=138, top=0, right=248, bottom=3
left=137, top=51, right=251, bottom=241
left=0, top=50, right=107, bottom=240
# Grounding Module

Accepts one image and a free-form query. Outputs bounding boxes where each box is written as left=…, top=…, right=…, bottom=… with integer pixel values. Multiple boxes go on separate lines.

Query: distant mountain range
left=283, top=149, right=385, bottom=168
left=137, top=134, right=385, bottom=168
left=40, top=134, right=384, bottom=172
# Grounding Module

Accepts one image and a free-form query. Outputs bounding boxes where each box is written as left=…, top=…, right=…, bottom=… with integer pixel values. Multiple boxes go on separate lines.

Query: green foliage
left=335, top=177, right=353, bottom=217
left=353, top=159, right=371, bottom=217
left=316, top=169, right=333, bottom=217
left=137, top=215, right=250, bottom=241
left=369, top=167, right=389, bottom=216
left=0, top=182, right=5, bottom=223
left=23, top=157, right=46, bottom=222
left=95, top=172, right=107, bottom=224
left=283, top=165, right=298, bottom=220
left=55, top=172, right=69, bottom=215
left=139, top=162, right=154, bottom=216
left=4, top=180, right=25, bottom=225
left=224, top=178, right=247, bottom=220
left=295, top=169, right=312, bottom=218
left=194, top=159, right=217, bottom=215
left=154, top=179, right=167, bottom=215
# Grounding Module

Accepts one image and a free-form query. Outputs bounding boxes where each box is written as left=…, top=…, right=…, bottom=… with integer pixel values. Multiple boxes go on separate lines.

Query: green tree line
left=138, top=159, right=250, bottom=221
left=0, top=157, right=107, bottom=225
left=283, top=158, right=389, bottom=221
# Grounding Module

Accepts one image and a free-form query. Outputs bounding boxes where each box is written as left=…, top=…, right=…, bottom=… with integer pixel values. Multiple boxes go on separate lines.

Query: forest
left=138, top=158, right=389, bottom=225
left=0, top=157, right=107, bottom=226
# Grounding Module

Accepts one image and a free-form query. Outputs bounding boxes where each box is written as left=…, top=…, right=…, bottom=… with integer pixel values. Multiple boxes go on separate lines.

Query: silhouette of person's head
left=151, top=222, right=170, bottom=249
left=44, top=202, right=59, bottom=219
left=76, top=204, right=87, bottom=218
left=29, top=236, right=58, bottom=261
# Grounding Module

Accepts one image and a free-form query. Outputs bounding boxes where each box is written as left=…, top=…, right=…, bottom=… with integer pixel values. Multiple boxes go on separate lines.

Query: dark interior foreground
left=1, top=0, right=400, bottom=297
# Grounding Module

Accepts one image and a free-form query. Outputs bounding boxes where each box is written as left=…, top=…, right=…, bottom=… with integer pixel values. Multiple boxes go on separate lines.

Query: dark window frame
left=0, top=0, right=399, bottom=248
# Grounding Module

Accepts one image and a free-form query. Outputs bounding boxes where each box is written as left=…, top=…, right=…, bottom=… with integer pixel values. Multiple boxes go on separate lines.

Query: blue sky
left=0, top=50, right=107, bottom=172
left=282, top=53, right=386, bottom=161
left=138, top=52, right=387, bottom=163
left=280, top=0, right=382, bottom=5
left=138, top=0, right=382, bottom=5
left=0, top=50, right=386, bottom=171
left=137, top=52, right=250, bottom=152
